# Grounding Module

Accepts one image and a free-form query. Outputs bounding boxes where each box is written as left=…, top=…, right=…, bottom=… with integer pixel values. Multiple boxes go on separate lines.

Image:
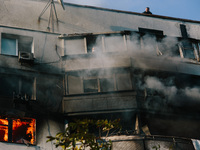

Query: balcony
left=63, top=91, right=137, bottom=115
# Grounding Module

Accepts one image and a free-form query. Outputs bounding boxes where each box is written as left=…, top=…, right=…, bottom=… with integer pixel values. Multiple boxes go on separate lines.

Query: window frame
left=1, top=33, right=33, bottom=56
left=0, top=117, right=36, bottom=145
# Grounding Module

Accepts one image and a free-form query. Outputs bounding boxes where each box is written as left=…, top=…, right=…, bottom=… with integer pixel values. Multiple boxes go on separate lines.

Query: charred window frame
left=1, top=33, right=34, bottom=56
left=0, top=117, right=36, bottom=145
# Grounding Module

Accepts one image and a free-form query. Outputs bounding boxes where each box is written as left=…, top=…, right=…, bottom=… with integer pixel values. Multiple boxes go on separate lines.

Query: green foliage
left=47, top=119, right=121, bottom=150
left=152, top=144, right=160, bottom=150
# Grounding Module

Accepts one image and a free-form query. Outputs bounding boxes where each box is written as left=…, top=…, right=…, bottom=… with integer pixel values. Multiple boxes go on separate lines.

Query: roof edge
left=61, top=2, right=200, bottom=24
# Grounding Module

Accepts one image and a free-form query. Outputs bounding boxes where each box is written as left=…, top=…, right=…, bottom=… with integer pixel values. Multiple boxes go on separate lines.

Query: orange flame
left=0, top=119, right=8, bottom=141
left=0, top=118, right=36, bottom=144
left=26, top=119, right=36, bottom=144
left=12, top=118, right=36, bottom=144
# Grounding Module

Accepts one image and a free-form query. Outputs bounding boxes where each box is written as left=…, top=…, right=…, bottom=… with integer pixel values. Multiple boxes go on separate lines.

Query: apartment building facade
left=0, top=0, right=200, bottom=149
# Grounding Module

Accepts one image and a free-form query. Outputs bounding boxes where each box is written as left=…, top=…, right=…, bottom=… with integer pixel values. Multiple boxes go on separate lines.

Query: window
left=0, top=117, right=36, bottom=145
left=64, top=37, right=86, bottom=55
left=104, top=34, right=125, bottom=52
left=178, top=39, right=197, bottom=60
left=0, top=75, right=36, bottom=100
left=83, top=79, right=98, bottom=93
left=1, top=33, right=33, bottom=56
left=116, top=73, right=132, bottom=91
left=100, top=78, right=114, bottom=92
left=1, top=38, right=18, bottom=56
left=138, top=28, right=164, bottom=56
left=86, top=35, right=98, bottom=53
left=138, top=28, right=164, bottom=37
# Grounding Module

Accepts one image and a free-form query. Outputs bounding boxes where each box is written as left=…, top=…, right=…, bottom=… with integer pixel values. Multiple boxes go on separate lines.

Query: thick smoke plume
left=145, top=76, right=177, bottom=99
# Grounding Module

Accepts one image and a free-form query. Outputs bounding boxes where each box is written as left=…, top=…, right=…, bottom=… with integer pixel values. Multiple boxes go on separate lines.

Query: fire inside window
left=0, top=118, right=36, bottom=145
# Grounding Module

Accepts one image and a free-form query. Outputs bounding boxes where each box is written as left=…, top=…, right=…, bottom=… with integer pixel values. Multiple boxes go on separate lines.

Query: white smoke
left=145, top=76, right=177, bottom=99
left=184, top=87, right=200, bottom=100
left=144, top=76, right=200, bottom=102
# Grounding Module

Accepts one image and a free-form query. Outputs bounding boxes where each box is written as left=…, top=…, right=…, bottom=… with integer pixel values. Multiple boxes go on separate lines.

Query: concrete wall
left=0, top=8, right=64, bottom=149
left=0, top=0, right=200, bottom=38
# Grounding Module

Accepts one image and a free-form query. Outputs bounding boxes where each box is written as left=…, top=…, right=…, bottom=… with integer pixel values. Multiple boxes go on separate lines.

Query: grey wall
left=0, top=0, right=200, bottom=39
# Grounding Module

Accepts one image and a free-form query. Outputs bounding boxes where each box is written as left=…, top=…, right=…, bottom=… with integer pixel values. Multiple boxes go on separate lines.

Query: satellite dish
left=57, top=0, right=65, bottom=10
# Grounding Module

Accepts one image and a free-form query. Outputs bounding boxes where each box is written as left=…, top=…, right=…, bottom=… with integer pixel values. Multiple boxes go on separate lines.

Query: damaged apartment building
left=0, top=0, right=200, bottom=149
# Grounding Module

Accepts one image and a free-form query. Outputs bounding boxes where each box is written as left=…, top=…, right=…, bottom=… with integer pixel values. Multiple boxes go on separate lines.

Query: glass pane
left=12, top=118, right=36, bottom=145
left=1, top=38, right=17, bottom=56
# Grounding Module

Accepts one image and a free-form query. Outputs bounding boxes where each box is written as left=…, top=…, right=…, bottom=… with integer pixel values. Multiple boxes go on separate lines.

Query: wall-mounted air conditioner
left=18, top=51, right=34, bottom=64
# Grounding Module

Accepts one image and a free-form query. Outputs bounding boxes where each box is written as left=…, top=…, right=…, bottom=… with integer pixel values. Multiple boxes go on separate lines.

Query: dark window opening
left=138, top=28, right=164, bottom=37
left=0, top=75, right=35, bottom=100
left=0, top=117, right=36, bottom=145
left=83, top=79, right=98, bottom=93
left=180, top=24, right=188, bottom=38
left=100, top=78, right=114, bottom=92
left=86, top=35, right=97, bottom=53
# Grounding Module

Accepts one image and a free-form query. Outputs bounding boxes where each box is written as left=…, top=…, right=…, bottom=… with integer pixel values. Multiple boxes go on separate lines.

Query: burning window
left=0, top=119, right=8, bottom=142
left=0, top=118, right=36, bottom=145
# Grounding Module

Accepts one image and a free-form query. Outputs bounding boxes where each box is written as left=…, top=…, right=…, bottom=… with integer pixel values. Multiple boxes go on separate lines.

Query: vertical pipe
left=84, top=37, right=87, bottom=53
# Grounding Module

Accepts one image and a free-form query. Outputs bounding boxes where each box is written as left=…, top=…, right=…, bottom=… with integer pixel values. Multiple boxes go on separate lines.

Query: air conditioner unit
left=18, top=51, right=34, bottom=64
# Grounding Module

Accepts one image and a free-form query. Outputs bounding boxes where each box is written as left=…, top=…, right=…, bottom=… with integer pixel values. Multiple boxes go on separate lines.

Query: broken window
left=83, top=79, right=98, bottom=93
left=0, top=117, right=36, bottom=145
left=1, top=33, right=33, bottom=56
